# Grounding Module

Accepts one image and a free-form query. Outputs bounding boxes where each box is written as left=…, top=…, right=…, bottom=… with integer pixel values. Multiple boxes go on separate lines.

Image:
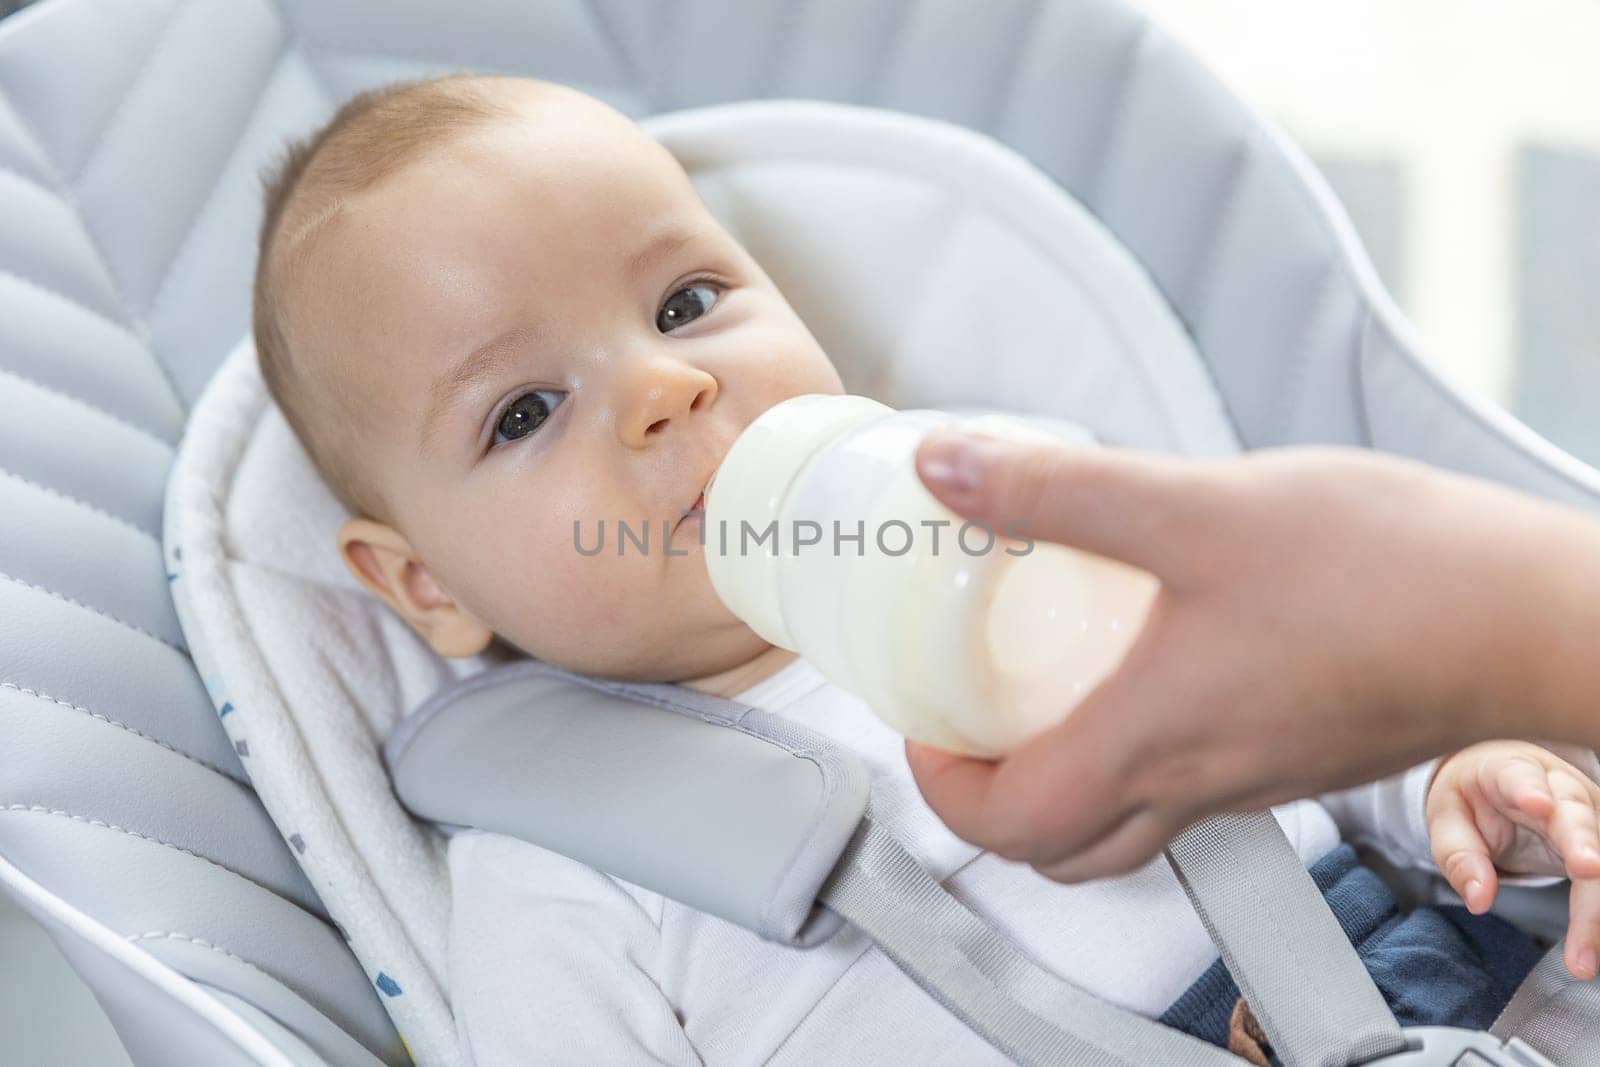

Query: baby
left=253, top=74, right=1600, bottom=1064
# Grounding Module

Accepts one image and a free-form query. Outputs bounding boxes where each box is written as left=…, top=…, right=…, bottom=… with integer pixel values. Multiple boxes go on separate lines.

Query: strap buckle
left=1361, top=1027, right=1556, bottom=1067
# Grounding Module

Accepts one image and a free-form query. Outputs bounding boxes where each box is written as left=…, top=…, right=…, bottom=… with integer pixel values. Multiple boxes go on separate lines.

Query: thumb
left=915, top=428, right=1209, bottom=581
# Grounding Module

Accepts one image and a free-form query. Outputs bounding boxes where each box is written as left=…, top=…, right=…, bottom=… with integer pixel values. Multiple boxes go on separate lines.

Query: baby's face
left=300, top=87, right=842, bottom=679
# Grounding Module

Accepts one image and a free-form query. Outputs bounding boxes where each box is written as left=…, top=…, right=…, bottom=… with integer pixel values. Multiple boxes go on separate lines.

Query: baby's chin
left=631, top=628, right=775, bottom=688
left=490, top=612, right=769, bottom=687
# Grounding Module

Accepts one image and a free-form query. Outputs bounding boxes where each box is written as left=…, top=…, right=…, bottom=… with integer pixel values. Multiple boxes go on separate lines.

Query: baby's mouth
left=674, top=457, right=723, bottom=534
left=674, top=486, right=708, bottom=534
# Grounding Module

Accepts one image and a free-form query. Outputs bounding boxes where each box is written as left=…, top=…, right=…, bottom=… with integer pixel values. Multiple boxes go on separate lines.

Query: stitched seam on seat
left=0, top=571, right=186, bottom=655
left=1085, top=16, right=1152, bottom=210
left=16, top=809, right=336, bottom=952
left=285, top=45, right=346, bottom=111
left=578, top=0, right=653, bottom=106
left=127, top=930, right=257, bottom=969
left=0, top=158, right=56, bottom=200
left=0, top=87, right=53, bottom=181
left=126, top=930, right=350, bottom=1031
left=1271, top=262, right=1342, bottom=445
left=261, top=0, right=339, bottom=109
left=1172, top=134, right=1255, bottom=337
left=146, top=41, right=287, bottom=324
left=0, top=90, right=188, bottom=415
left=0, top=466, right=159, bottom=542
left=1352, top=309, right=1378, bottom=448
left=0, top=264, right=132, bottom=338
left=861, top=0, right=919, bottom=105
left=2, top=805, right=334, bottom=932
left=0, top=364, right=176, bottom=450
left=273, top=44, right=542, bottom=75
left=976, top=0, right=1047, bottom=134
left=0, top=805, right=242, bottom=880
left=751, top=0, right=811, bottom=97
left=0, top=681, right=237, bottom=782
left=69, top=0, right=194, bottom=188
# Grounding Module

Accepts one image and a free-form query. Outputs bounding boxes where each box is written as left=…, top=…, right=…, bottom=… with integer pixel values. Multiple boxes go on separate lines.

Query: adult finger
left=902, top=742, right=1008, bottom=851
left=903, top=732, right=1137, bottom=866
left=905, top=675, right=1161, bottom=869
left=914, top=430, right=1214, bottom=583
left=1033, top=807, right=1175, bottom=884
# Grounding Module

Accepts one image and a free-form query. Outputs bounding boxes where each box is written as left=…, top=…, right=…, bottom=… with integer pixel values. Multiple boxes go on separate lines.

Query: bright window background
left=1135, top=0, right=1600, bottom=466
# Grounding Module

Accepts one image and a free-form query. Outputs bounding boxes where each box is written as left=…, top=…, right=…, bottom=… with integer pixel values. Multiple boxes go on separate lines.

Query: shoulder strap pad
left=384, top=660, right=869, bottom=947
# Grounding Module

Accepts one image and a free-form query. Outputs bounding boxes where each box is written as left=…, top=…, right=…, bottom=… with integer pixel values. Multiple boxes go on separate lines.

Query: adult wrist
left=1417, top=480, right=1600, bottom=750
left=1372, top=465, right=1577, bottom=751
left=1507, top=502, right=1600, bottom=749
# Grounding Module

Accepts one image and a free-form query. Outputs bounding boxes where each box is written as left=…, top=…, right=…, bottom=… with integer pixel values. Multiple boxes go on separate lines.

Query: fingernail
left=918, top=432, right=987, bottom=494
left=1579, top=948, right=1597, bottom=978
left=1464, top=878, right=1482, bottom=902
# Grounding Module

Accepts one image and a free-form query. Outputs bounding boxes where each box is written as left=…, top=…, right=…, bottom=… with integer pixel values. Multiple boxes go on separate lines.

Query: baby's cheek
left=448, top=526, right=568, bottom=626
left=495, top=548, right=653, bottom=658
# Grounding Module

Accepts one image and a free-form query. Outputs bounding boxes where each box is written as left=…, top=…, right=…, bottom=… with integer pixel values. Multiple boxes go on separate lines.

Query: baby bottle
left=702, top=395, right=1159, bottom=756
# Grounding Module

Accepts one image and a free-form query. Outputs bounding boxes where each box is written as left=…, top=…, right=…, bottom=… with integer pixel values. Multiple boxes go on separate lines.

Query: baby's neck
left=681, top=644, right=800, bottom=700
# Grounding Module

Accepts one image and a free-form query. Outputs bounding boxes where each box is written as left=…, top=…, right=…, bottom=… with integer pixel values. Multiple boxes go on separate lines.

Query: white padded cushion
left=165, top=99, right=1240, bottom=1065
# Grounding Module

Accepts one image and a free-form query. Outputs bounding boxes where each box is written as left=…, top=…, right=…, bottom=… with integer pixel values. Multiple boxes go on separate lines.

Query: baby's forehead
left=361, top=116, right=689, bottom=235
left=323, top=130, right=703, bottom=286
left=279, top=90, right=708, bottom=369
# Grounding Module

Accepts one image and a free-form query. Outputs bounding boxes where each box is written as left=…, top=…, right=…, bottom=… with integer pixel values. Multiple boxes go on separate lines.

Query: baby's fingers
left=1430, top=791, right=1499, bottom=913
left=1564, top=876, right=1600, bottom=981
left=1486, top=755, right=1555, bottom=822
left=1545, top=768, right=1600, bottom=881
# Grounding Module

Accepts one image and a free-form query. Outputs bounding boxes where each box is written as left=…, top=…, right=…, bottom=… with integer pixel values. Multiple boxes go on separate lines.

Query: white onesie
left=444, top=656, right=1443, bottom=1065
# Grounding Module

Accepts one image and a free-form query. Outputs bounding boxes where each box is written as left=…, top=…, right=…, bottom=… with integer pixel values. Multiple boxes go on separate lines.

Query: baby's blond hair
left=251, top=74, right=516, bottom=523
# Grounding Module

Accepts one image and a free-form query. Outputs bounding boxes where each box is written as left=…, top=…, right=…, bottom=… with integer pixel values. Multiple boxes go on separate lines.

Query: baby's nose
left=616, top=357, right=718, bottom=447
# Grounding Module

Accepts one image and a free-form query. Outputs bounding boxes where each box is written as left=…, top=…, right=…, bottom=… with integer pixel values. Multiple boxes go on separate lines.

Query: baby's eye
left=492, top=389, right=565, bottom=446
left=657, top=282, right=720, bottom=333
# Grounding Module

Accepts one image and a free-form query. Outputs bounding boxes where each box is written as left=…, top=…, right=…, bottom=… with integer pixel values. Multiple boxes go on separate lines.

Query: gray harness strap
left=818, top=818, right=1239, bottom=1066
left=388, top=662, right=1590, bottom=1067
left=1491, top=940, right=1600, bottom=1065
left=1167, top=812, right=1408, bottom=1067
left=1167, top=812, right=1590, bottom=1067
left=389, top=661, right=1248, bottom=1064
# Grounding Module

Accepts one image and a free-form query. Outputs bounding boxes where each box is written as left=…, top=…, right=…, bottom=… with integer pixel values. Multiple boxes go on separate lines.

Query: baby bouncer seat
left=2, top=0, right=1599, bottom=1064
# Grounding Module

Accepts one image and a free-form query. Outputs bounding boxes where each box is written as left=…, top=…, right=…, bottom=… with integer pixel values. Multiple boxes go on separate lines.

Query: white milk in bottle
left=702, top=394, right=1157, bottom=756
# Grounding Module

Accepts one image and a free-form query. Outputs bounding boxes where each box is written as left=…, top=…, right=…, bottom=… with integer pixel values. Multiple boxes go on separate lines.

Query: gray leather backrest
left=4, top=0, right=1599, bottom=1064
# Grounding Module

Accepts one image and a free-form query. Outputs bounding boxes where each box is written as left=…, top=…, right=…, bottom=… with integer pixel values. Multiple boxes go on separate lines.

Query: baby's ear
left=337, top=518, right=494, bottom=658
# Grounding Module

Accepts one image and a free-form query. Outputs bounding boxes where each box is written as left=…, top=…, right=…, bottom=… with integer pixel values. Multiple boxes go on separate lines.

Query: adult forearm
left=1501, top=496, right=1600, bottom=750
left=1410, top=468, right=1600, bottom=752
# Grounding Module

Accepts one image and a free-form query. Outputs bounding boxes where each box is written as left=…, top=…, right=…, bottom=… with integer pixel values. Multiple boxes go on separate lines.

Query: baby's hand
left=1426, top=740, right=1600, bottom=980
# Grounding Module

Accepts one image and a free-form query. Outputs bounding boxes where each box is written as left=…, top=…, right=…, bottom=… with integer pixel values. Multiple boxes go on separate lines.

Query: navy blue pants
left=1160, top=844, right=1544, bottom=1060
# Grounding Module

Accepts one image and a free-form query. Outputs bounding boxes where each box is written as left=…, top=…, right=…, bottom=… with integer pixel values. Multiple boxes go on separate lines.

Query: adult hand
left=904, top=430, right=1600, bottom=883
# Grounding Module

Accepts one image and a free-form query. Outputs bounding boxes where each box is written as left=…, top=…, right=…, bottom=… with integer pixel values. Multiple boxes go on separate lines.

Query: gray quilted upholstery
left=3, top=0, right=1599, bottom=1064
